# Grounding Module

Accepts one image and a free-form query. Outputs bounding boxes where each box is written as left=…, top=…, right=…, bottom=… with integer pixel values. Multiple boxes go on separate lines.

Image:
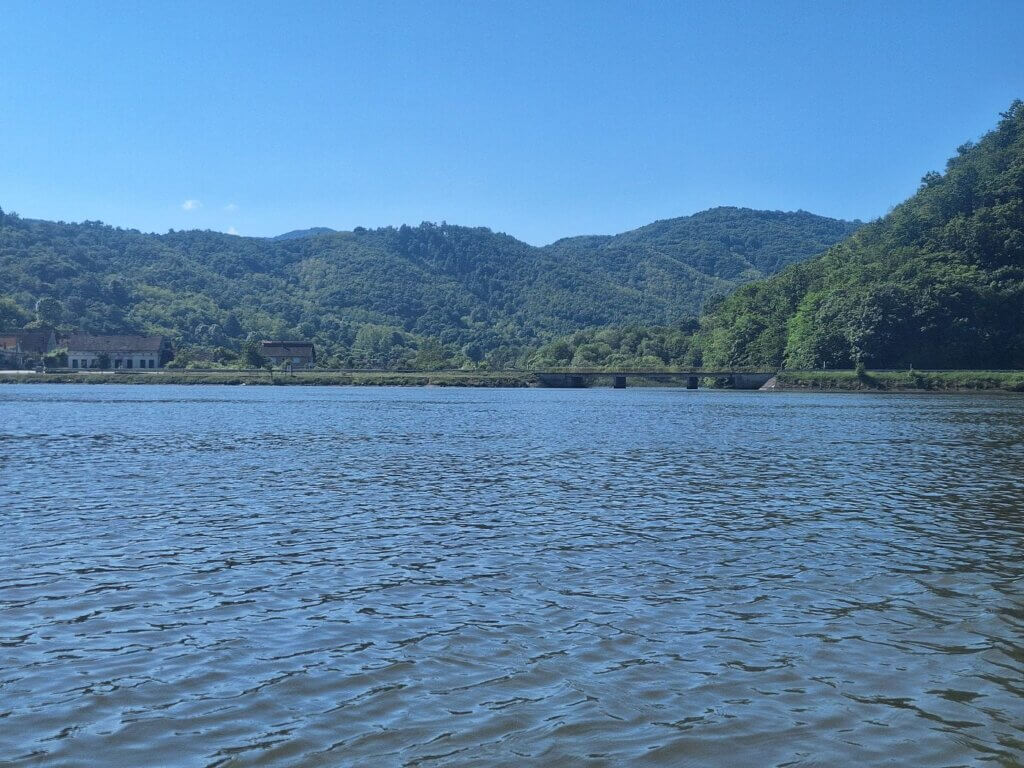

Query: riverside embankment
left=0, top=369, right=537, bottom=387
left=2, top=368, right=1023, bottom=391
left=772, top=369, right=1024, bottom=392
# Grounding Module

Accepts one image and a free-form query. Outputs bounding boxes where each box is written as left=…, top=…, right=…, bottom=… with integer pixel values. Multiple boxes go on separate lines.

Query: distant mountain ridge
left=0, top=205, right=859, bottom=368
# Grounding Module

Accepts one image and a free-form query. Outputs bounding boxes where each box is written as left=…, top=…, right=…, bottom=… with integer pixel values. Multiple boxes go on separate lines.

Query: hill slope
left=271, top=227, right=337, bottom=240
left=0, top=207, right=857, bottom=367
left=546, top=207, right=859, bottom=314
left=699, top=101, right=1024, bottom=370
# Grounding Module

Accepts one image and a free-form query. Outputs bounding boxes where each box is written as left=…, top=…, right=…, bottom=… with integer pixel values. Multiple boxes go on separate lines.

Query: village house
left=0, top=329, right=58, bottom=367
left=66, top=334, right=170, bottom=370
left=261, top=340, right=315, bottom=369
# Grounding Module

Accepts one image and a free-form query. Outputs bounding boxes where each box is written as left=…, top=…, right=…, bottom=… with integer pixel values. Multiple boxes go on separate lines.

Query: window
left=126, top=359, right=133, bottom=369
left=114, top=359, right=122, bottom=369
left=72, top=359, right=79, bottom=368
left=149, top=359, right=155, bottom=369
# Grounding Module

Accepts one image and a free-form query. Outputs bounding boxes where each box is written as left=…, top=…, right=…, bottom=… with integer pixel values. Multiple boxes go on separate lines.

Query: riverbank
left=3, top=368, right=1023, bottom=391
left=773, top=369, right=1024, bottom=392
left=0, top=370, right=537, bottom=387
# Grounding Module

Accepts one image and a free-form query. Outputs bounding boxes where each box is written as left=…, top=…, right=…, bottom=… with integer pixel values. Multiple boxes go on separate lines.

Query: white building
left=66, top=334, right=169, bottom=370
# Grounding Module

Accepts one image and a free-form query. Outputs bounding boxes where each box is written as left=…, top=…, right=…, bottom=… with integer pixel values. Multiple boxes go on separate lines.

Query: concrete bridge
left=534, top=370, right=776, bottom=389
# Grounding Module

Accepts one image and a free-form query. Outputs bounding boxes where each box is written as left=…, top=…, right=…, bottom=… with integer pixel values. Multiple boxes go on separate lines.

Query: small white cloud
left=227, top=226, right=239, bottom=236
left=224, top=202, right=239, bottom=212
left=182, top=199, right=202, bottom=211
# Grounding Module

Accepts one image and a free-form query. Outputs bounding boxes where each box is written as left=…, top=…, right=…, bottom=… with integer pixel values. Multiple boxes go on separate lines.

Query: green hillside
left=0, top=207, right=856, bottom=368
left=699, top=101, right=1024, bottom=370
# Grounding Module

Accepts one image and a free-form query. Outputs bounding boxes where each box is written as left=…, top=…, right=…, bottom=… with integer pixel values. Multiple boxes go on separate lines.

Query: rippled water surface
left=1, top=385, right=1023, bottom=767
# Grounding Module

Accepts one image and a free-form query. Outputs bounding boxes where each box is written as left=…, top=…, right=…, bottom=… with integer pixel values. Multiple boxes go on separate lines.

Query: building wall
left=267, top=354, right=314, bottom=369
left=0, top=348, right=26, bottom=368
left=69, top=351, right=161, bottom=370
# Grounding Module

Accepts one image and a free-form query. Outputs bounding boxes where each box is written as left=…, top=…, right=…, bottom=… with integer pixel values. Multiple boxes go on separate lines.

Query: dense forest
left=697, top=101, right=1024, bottom=370
left=527, top=322, right=702, bottom=369
left=0, top=207, right=856, bottom=368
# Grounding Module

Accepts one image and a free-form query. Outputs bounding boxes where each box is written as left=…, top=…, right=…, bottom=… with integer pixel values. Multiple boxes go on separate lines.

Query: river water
left=1, top=385, right=1022, bottom=767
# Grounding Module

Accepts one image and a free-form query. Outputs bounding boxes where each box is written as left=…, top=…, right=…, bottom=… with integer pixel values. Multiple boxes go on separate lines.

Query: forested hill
left=698, top=101, right=1024, bottom=370
left=0, top=207, right=856, bottom=367
left=546, top=207, right=859, bottom=302
left=271, top=227, right=337, bottom=240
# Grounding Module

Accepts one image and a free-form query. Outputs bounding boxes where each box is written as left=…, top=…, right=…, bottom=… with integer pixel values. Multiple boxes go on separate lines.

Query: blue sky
left=1, top=0, right=1022, bottom=245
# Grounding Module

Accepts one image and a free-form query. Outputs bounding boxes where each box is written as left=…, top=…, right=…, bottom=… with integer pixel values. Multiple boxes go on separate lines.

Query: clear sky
left=1, top=0, right=1022, bottom=245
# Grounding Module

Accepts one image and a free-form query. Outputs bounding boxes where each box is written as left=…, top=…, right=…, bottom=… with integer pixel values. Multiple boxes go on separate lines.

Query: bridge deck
left=534, top=370, right=776, bottom=389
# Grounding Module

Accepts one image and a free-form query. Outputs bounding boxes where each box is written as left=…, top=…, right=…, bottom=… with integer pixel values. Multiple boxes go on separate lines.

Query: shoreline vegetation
left=1, top=368, right=1022, bottom=392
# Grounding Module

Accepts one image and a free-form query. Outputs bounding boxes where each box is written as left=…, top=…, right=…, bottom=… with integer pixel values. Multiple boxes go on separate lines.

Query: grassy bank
left=0, top=370, right=538, bottom=387
left=4, top=368, right=1023, bottom=391
left=775, top=369, right=1024, bottom=392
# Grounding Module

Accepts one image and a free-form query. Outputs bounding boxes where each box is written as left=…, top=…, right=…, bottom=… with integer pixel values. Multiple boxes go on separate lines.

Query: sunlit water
left=1, top=385, right=1022, bottom=767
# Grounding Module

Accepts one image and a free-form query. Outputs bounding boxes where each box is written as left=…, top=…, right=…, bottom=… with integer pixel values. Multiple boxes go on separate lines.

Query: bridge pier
left=731, top=373, right=774, bottom=389
left=613, top=375, right=626, bottom=389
